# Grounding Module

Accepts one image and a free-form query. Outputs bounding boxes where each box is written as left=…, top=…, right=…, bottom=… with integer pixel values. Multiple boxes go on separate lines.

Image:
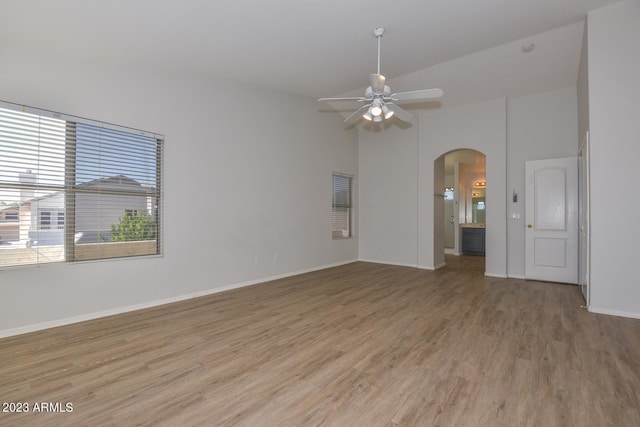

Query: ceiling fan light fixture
left=382, top=104, right=394, bottom=119
left=362, top=109, right=373, bottom=121
left=370, top=97, right=384, bottom=117
left=373, top=115, right=383, bottom=123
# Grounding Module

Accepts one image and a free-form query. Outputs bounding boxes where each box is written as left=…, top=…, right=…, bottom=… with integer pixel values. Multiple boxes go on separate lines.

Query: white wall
left=587, top=0, right=640, bottom=318
left=357, top=19, right=587, bottom=279
left=418, top=99, right=507, bottom=276
left=577, top=21, right=590, bottom=144
left=358, top=89, right=580, bottom=279
left=0, top=46, right=358, bottom=336
left=358, top=123, right=419, bottom=267
left=506, top=87, right=579, bottom=278
left=358, top=99, right=507, bottom=275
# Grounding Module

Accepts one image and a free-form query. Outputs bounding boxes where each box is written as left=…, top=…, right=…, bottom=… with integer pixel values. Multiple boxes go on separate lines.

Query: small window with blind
left=0, top=100, right=163, bottom=268
left=332, top=173, right=353, bottom=239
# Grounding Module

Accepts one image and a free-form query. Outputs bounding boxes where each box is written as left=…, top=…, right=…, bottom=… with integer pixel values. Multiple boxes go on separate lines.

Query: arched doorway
left=434, top=149, right=486, bottom=271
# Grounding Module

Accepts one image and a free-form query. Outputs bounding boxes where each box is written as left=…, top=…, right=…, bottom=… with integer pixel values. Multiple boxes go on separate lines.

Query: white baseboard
left=358, top=258, right=418, bottom=268
left=588, top=306, right=640, bottom=320
left=412, top=263, right=443, bottom=270
left=0, top=259, right=358, bottom=339
left=508, top=274, right=526, bottom=280
left=485, top=272, right=508, bottom=278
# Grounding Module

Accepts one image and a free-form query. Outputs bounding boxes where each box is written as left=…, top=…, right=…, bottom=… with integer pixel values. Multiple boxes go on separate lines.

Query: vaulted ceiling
left=0, top=0, right=623, bottom=102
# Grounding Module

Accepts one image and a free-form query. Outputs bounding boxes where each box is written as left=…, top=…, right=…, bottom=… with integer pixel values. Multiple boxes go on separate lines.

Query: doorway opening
left=436, top=149, right=486, bottom=271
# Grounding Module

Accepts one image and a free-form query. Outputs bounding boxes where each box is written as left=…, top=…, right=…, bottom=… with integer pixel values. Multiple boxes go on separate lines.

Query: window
left=36, top=210, right=64, bottom=230
left=332, top=173, right=353, bottom=239
left=444, top=187, right=454, bottom=200
left=0, top=100, right=163, bottom=268
left=39, top=211, right=52, bottom=229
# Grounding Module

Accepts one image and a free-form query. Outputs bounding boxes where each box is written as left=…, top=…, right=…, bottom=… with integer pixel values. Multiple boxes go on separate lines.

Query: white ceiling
left=0, top=0, right=623, bottom=100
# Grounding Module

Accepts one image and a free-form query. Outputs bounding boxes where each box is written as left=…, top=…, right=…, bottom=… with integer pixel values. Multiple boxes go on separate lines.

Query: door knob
left=527, top=224, right=532, bottom=228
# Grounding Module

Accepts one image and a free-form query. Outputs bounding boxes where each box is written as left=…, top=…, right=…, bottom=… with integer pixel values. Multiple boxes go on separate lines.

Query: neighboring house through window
left=0, top=205, right=20, bottom=243
left=0, top=101, right=164, bottom=267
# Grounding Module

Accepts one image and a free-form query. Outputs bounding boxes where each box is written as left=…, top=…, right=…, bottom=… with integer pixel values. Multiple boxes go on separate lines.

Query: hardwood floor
left=1, top=257, right=639, bottom=426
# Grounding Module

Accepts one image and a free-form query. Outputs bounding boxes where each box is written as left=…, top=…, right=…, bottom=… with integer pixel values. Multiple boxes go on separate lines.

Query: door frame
left=579, top=131, right=590, bottom=305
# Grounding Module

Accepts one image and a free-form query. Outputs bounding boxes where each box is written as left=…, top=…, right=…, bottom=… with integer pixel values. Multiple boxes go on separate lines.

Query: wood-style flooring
left=1, top=256, right=639, bottom=426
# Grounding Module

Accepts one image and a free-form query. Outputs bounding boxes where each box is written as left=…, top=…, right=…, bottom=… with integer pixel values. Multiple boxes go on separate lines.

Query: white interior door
left=525, top=157, right=578, bottom=284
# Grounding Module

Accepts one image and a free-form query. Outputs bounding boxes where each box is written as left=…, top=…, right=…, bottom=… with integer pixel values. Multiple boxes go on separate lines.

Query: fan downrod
left=372, top=27, right=385, bottom=75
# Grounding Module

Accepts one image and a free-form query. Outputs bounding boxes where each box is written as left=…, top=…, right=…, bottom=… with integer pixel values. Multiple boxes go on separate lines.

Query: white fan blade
left=318, top=96, right=367, bottom=102
left=369, top=74, right=386, bottom=94
left=344, top=104, right=371, bottom=125
left=385, top=103, right=414, bottom=122
left=390, top=88, right=443, bottom=102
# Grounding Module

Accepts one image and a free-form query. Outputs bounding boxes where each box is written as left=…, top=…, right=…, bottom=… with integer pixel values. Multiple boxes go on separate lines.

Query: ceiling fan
left=319, top=27, right=443, bottom=125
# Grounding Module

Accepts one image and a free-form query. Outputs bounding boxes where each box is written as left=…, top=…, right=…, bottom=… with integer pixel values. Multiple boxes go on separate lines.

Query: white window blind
left=0, top=101, right=163, bottom=268
left=332, top=173, right=353, bottom=239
